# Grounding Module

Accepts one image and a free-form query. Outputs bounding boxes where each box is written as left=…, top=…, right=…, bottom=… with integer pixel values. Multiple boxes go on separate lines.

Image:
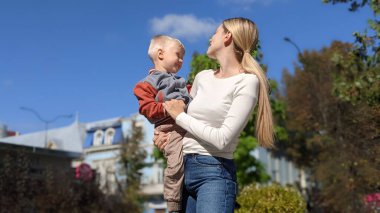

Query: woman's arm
left=165, top=75, right=259, bottom=150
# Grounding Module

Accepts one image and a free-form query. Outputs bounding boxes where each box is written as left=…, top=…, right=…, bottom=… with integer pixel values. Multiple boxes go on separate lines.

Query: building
left=0, top=123, right=20, bottom=137
left=73, top=117, right=127, bottom=194
left=0, top=122, right=84, bottom=178
left=0, top=115, right=165, bottom=213
left=72, top=115, right=166, bottom=212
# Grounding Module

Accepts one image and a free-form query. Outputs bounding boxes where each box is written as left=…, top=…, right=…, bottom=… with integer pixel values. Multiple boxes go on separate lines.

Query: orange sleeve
left=133, top=82, right=166, bottom=121
left=186, top=83, right=192, bottom=94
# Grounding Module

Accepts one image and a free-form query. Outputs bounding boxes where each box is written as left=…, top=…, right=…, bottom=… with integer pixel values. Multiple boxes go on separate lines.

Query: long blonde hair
left=223, top=17, right=274, bottom=148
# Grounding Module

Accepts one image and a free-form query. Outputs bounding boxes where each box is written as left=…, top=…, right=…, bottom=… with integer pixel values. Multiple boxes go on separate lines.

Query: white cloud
left=149, top=14, right=218, bottom=43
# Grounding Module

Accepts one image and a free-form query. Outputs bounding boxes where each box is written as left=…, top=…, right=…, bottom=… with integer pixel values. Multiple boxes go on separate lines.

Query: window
left=93, top=130, right=104, bottom=146
left=104, top=128, right=115, bottom=145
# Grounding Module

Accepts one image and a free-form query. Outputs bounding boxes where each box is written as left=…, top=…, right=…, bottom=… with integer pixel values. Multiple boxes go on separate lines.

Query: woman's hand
left=163, top=99, right=185, bottom=119
left=153, top=130, right=170, bottom=151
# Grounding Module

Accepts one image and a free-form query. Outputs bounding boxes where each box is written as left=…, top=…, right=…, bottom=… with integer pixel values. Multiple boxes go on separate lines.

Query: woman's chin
left=206, top=51, right=215, bottom=59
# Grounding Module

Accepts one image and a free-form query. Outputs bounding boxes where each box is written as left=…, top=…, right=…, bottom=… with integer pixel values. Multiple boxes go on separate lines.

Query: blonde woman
left=154, top=17, right=274, bottom=213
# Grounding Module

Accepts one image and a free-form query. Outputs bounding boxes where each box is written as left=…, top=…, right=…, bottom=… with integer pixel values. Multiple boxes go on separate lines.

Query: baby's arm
left=133, top=82, right=166, bottom=120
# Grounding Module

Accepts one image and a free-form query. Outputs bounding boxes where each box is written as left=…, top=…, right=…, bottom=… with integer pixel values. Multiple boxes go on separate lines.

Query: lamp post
left=20, top=106, right=73, bottom=146
left=284, top=37, right=302, bottom=56
left=284, top=37, right=308, bottom=197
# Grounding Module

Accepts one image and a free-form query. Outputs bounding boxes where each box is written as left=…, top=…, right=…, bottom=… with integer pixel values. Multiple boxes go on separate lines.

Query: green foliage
left=281, top=42, right=353, bottom=168
left=273, top=2, right=380, bottom=212
left=322, top=0, right=380, bottom=13
left=282, top=41, right=380, bottom=212
left=152, top=146, right=166, bottom=167
left=269, top=80, right=289, bottom=144
left=237, top=110, right=262, bottom=181
left=323, top=0, right=380, bottom=106
left=120, top=119, right=147, bottom=213
left=234, top=136, right=270, bottom=188
left=187, top=52, right=219, bottom=84
left=187, top=45, right=262, bottom=84
left=308, top=2, right=380, bottom=210
left=330, top=41, right=380, bottom=105
left=235, top=183, right=306, bottom=213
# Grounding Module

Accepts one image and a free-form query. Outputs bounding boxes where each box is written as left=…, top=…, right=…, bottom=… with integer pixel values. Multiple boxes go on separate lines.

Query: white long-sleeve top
left=175, top=69, right=259, bottom=159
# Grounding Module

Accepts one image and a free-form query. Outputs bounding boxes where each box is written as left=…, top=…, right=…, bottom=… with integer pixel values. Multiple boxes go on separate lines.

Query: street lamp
left=284, top=37, right=302, bottom=56
left=20, top=106, right=73, bottom=146
left=283, top=37, right=308, bottom=195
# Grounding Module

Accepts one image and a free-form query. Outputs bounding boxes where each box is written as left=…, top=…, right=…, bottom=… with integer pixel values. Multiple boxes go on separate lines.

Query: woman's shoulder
left=243, top=73, right=259, bottom=83
left=235, top=73, right=260, bottom=94
left=235, top=72, right=259, bottom=86
left=193, top=69, right=215, bottom=80
left=197, top=69, right=214, bottom=76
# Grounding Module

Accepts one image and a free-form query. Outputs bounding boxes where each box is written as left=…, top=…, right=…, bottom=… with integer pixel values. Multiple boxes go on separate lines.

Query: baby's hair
left=148, top=35, right=185, bottom=61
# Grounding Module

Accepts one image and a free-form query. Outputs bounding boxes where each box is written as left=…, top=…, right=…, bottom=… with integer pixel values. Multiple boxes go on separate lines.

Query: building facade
left=1, top=115, right=309, bottom=213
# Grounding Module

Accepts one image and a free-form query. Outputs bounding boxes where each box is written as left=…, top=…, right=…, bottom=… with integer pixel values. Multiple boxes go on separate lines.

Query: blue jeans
left=182, top=154, right=237, bottom=213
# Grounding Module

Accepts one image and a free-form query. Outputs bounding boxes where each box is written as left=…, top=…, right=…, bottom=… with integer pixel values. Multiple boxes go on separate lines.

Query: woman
left=154, top=17, right=274, bottom=213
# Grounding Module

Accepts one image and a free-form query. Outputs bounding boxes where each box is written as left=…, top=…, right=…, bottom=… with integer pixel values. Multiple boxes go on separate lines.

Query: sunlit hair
left=223, top=17, right=274, bottom=148
left=147, top=35, right=185, bottom=62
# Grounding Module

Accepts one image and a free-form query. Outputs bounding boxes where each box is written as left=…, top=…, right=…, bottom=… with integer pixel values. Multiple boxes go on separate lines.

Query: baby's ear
left=158, top=49, right=164, bottom=60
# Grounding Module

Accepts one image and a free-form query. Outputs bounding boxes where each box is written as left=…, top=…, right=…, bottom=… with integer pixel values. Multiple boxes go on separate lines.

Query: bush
left=235, top=183, right=306, bottom=213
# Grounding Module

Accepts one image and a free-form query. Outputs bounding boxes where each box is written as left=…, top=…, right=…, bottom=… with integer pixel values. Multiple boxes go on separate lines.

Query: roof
left=85, top=117, right=125, bottom=131
left=0, top=115, right=152, bottom=157
left=0, top=121, right=86, bottom=154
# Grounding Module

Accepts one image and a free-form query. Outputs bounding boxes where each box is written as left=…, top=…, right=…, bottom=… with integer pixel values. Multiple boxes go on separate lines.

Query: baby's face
left=162, top=41, right=185, bottom=74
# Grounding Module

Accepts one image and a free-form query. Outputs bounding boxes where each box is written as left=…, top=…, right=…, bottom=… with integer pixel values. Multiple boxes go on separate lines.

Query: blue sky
left=0, top=0, right=373, bottom=134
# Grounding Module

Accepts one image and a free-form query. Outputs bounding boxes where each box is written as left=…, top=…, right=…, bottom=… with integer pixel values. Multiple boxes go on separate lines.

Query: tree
left=120, top=119, right=147, bottom=213
left=322, top=0, right=380, bottom=105
left=281, top=41, right=380, bottom=212
left=280, top=42, right=344, bottom=169
left=323, top=0, right=379, bottom=13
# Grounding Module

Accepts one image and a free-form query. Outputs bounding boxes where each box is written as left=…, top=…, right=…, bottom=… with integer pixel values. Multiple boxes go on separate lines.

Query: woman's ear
left=224, top=32, right=233, bottom=46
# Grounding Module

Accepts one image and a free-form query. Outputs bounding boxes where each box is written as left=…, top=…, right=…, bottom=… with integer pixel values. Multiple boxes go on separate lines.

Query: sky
left=0, top=0, right=374, bottom=134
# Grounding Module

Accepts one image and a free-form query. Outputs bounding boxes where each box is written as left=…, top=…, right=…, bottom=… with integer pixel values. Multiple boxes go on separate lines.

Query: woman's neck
left=216, top=54, right=242, bottom=78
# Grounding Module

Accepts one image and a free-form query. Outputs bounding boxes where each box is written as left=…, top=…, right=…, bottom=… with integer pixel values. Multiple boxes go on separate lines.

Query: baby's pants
left=155, top=123, right=186, bottom=212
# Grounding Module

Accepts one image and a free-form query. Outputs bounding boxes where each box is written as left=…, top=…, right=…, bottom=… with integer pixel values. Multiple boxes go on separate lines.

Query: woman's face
left=207, top=24, right=226, bottom=59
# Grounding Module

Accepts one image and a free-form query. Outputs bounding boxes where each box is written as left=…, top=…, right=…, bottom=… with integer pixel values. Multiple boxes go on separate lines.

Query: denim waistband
left=184, top=153, right=233, bottom=162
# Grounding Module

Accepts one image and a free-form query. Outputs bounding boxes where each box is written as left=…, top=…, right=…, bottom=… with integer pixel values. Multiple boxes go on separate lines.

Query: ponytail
left=242, top=53, right=274, bottom=148
left=223, top=17, right=274, bottom=148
